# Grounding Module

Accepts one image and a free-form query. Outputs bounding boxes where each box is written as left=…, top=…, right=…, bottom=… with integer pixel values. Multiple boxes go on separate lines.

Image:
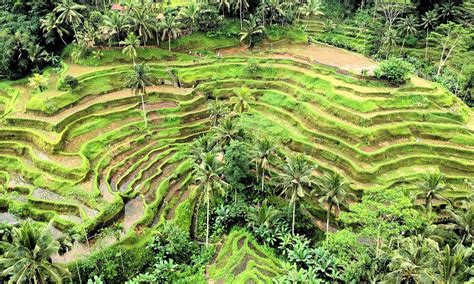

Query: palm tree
left=252, top=138, right=277, bottom=192
left=229, top=86, right=253, bottom=123
left=398, top=15, right=418, bottom=54
left=0, top=220, right=70, bottom=283
left=41, top=12, right=70, bottom=45
left=195, top=152, right=228, bottom=247
left=303, top=0, right=324, bottom=17
left=421, top=10, right=438, bottom=59
left=160, top=15, right=182, bottom=52
left=27, top=44, right=49, bottom=71
left=120, top=33, right=141, bottom=65
left=103, top=11, right=130, bottom=44
left=247, top=199, right=282, bottom=228
left=443, top=203, right=473, bottom=245
left=208, top=99, right=229, bottom=127
left=128, top=8, right=155, bottom=46
left=277, top=154, right=315, bottom=235
left=386, top=235, right=437, bottom=283
left=217, top=0, right=231, bottom=16
left=125, top=64, right=153, bottom=128
left=178, top=2, right=200, bottom=33
left=439, top=1, right=461, bottom=22
left=435, top=243, right=472, bottom=283
left=239, top=15, right=265, bottom=48
left=381, top=28, right=397, bottom=57
left=189, top=135, right=216, bottom=163
left=53, top=0, right=86, bottom=43
left=416, top=172, right=451, bottom=215
left=315, top=172, right=355, bottom=242
left=212, top=116, right=242, bottom=147
left=234, top=0, right=249, bottom=28
left=267, top=0, right=282, bottom=26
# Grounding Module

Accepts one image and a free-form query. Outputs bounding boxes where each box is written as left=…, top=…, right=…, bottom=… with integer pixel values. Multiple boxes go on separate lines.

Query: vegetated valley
left=0, top=0, right=473, bottom=283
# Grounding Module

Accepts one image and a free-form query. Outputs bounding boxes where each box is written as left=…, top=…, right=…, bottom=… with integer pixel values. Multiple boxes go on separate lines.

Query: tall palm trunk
left=140, top=92, right=148, bottom=128
left=261, top=169, right=265, bottom=192
left=425, top=30, right=429, bottom=59
left=326, top=203, right=332, bottom=244
left=168, top=37, right=171, bottom=52
left=292, top=199, right=296, bottom=235
left=206, top=191, right=210, bottom=247
left=400, top=36, right=406, bottom=54
left=240, top=0, right=243, bottom=29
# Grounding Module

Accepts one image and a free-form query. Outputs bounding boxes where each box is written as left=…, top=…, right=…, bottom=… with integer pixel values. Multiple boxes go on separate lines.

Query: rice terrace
left=0, top=0, right=473, bottom=283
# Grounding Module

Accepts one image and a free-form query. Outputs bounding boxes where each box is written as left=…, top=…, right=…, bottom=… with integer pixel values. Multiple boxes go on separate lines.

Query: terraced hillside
left=0, top=46, right=473, bottom=260
left=207, top=230, right=284, bottom=283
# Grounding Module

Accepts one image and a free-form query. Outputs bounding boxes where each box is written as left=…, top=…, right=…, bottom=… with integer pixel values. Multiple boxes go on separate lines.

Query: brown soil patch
left=276, top=43, right=378, bottom=74
left=217, top=45, right=248, bottom=56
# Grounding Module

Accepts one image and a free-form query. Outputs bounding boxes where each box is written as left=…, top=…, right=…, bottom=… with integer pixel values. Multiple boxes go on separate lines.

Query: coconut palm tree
left=421, top=10, right=438, bottom=59
left=267, top=0, right=282, bottom=26
left=217, top=0, right=231, bottom=16
left=398, top=14, right=418, bottom=54
left=189, top=135, right=216, bottom=163
left=277, top=154, right=315, bottom=235
left=41, top=12, right=70, bottom=45
left=160, top=15, right=182, bottom=52
left=120, top=33, right=141, bottom=65
left=386, top=235, right=437, bottom=283
left=434, top=243, right=472, bottom=283
left=315, top=172, right=355, bottom=242
left=194, top=152, right=228, bottom=247
left=0, top=220, right=70, bottom=283
left=208, top=99, right=229, bottom=127
left=229, top=86, right=253, bottom=123
left=439, top=1, right=462, bottom=22
left=178, top=2, right=200, bottom=33
left=128, top=8, right=155, bottom=46
left=103, top=11, right=130, bottom=44
left=27, top=44, right=49, bottom=71
left=252, top=138, right=277, bottom=192
left=53, top=0, right=86, bottom=43
left=239, top=15, right=265, bottom=48
left=443, top=202, right=473, bottom=245
left=125, top=63, right=153, bottom=128
left=212, top=116, right=243, bottom=147
left=234, top=0, right=249, bottom=28
left=303, top=0, right=324, bottom=17
left=416, top=172, right=451, bottom=215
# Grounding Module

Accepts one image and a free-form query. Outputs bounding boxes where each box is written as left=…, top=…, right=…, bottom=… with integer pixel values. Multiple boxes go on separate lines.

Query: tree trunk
left=206, top=191, right=210, bottom=247
left=140, top=92, right=148, bottom=128
left=400, top=36, right=406, bottom=54
left=326, top=203, right=332, bottom=244
left=168, top=38, right=171, bottom=52
left=76, top=263, right=82, bottom=284
left=425, top=30, right=429, bottom=59
left=240, top=1, right=243, bottom=29
left=292, top=200, right=296, bottom=235
left=427, top=195, right=432, bottom=215
left=261, top=170, right=264, bottom=192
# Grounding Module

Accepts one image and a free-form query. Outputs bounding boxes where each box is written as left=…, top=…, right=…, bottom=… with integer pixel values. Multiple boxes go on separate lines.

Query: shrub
left=374, top=57, right=413, bottom=85
left=59, top=75, right=79, bottom=91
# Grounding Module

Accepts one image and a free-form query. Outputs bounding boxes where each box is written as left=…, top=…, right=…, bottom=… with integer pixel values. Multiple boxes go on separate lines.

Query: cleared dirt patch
left=276, top=43, right=378, bottom=74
